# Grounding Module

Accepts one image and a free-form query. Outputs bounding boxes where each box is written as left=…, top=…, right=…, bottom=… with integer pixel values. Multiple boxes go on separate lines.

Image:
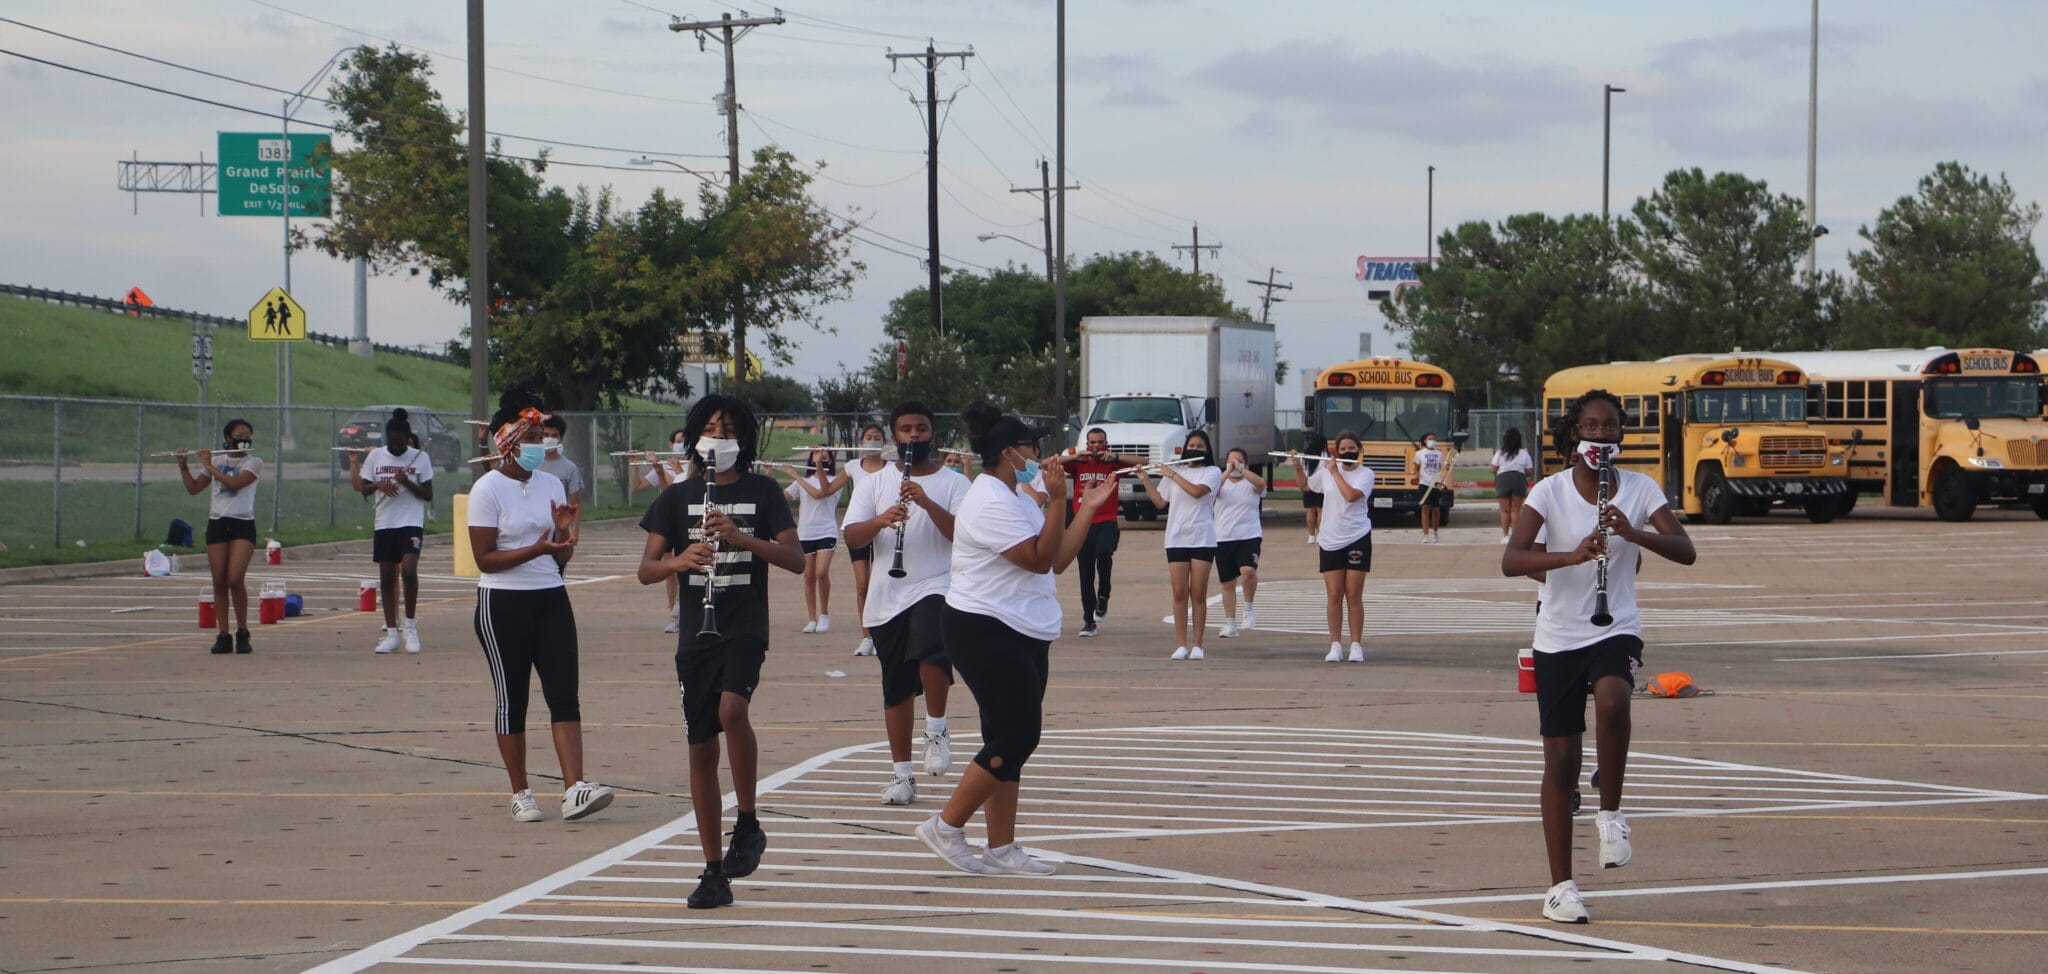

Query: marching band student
left=637, top=395, right=803, bottom=909
left=638, top=429, right=693, bottom=633
left=842, top=402, right=972, bottom=804
left=1213, top=447, right=1266, bottom=638
left=538, top=416, right=584, bottom=507
left=1068, top=428, right=1143, bottom=637
left=1502, top=391, right=1695, bottom=925
left=916, top=402, right=1113, bottom=876
left=467, top=391, right=614, bottom=827
left=1416, top=432, right=1447, bottom=543
left=785, top=448, right=849, bottom=633
left=1134, top=430, right=1223, bottom=661
left=1492, top=427, right=1534, bottom=543
left=846, top=424, right=891, bottom=657
left=350, top=410, right=434, bottom=654
left=179, top=419, right=262, bottom=655
left=1289, top=432, right=1374, bottom=663
left=1300, top=432, right=1327, bottom=545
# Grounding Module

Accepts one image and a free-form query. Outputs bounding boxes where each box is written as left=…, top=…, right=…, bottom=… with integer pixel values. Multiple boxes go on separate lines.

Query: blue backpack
left=165, top=518, right=194, bottom=548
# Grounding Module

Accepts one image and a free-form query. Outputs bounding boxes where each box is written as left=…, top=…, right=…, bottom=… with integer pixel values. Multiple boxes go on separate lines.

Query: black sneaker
left=1078, top=623, right=1099, bottom=638
left=234, top=629, right=252, bottom=654
left=1096, top=597, right=1110, bottom=620
left=685, top=866, right=733, bottom=909
left=209, top=632, right=233, bottom=655
left=724, top=821, right=767, bottom=878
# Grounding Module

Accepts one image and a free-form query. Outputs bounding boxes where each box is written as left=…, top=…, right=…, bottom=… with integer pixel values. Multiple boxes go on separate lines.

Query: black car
left=336, top=406, right=461, bottom=472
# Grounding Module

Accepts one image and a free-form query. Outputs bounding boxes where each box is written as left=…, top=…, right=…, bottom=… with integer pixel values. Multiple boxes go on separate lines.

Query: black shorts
left=1317, top=533, right=1373, bottom=573
left=849, top=543, right=875, bottom=563
left=1301, top=490, right=1324, bottom=510
left=204, top=516, right=257, bottom=546
left=675, top=635, right=768, bottom=745
left=1423, top=485, right=1454, bottom=509
left=871, top=594, right=953, bottom=706
left=1165, top=546, right=1215, bottom=564
left=1495, top=470, right=1529, bottom=498
left=1215, top=538, right=1262, bottom=582
left=372, top=526, right=425, bottom=563
left=1533, top=634, right=1644, bottom=738
left=800, top=537, right=837, bottom=555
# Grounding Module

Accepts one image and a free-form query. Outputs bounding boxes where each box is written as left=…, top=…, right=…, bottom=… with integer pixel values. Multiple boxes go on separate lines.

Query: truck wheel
left=1803, top=498, right=1838, bottom=523
left=2034, top=494, right=2048, bottom=520
left=1836, top=492, right=1859, bottom=518
left=1698, top=466, right=1734, bottom=525
left=1932, top=466, right=1976, bottom=522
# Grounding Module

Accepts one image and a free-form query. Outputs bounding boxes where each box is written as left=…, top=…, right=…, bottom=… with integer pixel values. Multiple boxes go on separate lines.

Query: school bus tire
left=1931, top=464, right=1977, bottom=522
left=1803, top=497, right=1839, bottom=523
left=2030, top=494, right=2048, bottom=520
left=1696, top=463, right=1735, bottom=525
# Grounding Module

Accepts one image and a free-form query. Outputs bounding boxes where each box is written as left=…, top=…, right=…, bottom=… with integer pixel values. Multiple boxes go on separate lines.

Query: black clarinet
left=696, top=458, right=722, bottom=638
left=886, top=450, right=910, bottom=579
left=1589, top=452, right=1616, bottom=627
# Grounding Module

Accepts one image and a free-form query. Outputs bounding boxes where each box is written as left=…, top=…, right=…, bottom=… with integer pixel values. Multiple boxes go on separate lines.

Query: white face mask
left=697, top=437, right=742, bottom=473
left=1423, top=438, right=1436, bottom=449
left=1578, top=439, right=1621, bottom=469
left=541, top=436, right=562, bottom=452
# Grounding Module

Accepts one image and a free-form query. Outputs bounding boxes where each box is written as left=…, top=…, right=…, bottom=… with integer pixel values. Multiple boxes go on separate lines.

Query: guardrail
left=0, top=282, right=453, bottom=363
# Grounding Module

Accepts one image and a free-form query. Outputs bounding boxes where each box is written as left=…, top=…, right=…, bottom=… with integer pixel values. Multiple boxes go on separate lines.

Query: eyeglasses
left=1576, top=422, right=1622, bottom=436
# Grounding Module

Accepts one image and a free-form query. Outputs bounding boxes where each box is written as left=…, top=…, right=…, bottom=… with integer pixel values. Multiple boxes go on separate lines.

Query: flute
left=1127, top=455, right=1205, bottom=475
left=1589, top=451, right=1616, bottom=627
left=1269, top=451, right=1365, bottom=467
left=151, top=449, right=255, bottom=458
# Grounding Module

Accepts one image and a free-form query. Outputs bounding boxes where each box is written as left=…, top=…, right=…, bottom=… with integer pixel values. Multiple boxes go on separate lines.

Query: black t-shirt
left=639, top=471, right=798, bottom=647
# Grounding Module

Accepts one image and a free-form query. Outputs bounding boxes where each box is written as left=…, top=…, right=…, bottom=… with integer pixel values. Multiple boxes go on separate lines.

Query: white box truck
left=1077, top=316, right=1277, bottom=519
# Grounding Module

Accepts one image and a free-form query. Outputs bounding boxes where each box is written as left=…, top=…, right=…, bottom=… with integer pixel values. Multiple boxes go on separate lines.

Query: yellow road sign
left=247, top=287, right=307, bottom=341
left=728, top=348, right=764, bottom=381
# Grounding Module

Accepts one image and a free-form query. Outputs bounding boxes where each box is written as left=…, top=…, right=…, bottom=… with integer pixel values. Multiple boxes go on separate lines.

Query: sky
left=3, top=0, right=2046, bottom=402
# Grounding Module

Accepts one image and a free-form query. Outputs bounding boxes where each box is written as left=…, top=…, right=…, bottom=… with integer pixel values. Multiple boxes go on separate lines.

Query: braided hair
left=1549, top=389, right=1627, bottom=461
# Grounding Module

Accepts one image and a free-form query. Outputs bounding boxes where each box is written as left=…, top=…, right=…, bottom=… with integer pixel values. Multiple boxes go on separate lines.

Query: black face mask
left=1181, top=449, right=1210, bottom=465
left=226, top=438, right=252, bottom=451
left=900, top=439, right=934, bottom=466
left=1338, top=450, right=1361, bottom=461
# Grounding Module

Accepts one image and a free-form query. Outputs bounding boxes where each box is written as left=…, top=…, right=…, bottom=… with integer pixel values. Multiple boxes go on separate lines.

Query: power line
left=747, top=109, right=920, bottom=156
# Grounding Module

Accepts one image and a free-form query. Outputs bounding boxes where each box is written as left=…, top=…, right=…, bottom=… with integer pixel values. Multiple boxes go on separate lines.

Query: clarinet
left=886, top=451, right=910, bottom=579
left=696, top=456, right=722, bottom=639
left=1589, top=451, right=1616, bottom=627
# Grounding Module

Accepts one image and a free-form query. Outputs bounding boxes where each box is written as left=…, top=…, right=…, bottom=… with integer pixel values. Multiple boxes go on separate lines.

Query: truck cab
left=1082, top=392, right=1210, bottom=520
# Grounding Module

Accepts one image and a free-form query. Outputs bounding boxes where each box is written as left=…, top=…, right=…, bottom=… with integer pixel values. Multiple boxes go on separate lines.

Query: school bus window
left=1689, top=388, right=1807, bottom=424
left=1926, top=377, right=2039, bottom=420
left=1630, top=395, right=1658, bottom=429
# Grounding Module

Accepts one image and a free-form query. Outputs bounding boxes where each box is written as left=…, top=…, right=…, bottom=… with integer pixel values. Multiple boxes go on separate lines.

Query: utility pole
left=1009, top=159, right=1077, bottom=285
left=1056, top=0, right=1069, bottom=436
left=1172, top=223, right=1220, bottom=279
left=1804, top=0, right=1820, bottom=279
left=1246, top=268, right=1292, bottom=326
left=671, top=9, right=784, bottom=378
left=467, top=0, right=490, bottom=441
left=1602, top=84, right=1626, bottom=221
left=1011, top=158, right=1080, bottom=424
left=1426, top=165, right=1435, bottom=264
left=887, top=42, right=975, bottom=338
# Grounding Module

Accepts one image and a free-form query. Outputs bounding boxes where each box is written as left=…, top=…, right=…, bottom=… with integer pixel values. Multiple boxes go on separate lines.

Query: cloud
left=1101, top=82, right=1173, bottom=107
left=1654, top=86, right=2045, bottom=160
left=1650, top=23, right=1871, bottom=77
left=1070, top=53, right=1159, bottom=81
left=1192, top=40, right=1588, bottom=144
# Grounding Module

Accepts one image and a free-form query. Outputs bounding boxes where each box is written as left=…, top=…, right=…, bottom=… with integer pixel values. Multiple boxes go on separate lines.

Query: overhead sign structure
left=217, top=132, right=332, bottom=218
left=248, top=287, right=307, bottom=342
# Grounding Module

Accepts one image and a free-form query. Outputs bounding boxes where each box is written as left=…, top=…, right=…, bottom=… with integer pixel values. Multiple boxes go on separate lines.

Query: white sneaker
left=1219, top=619, right=1239, bottom=638
left=916, top=814, right=986, bottom=874
left=923, top=729, right=952, bottom=776
left=374, top=628, right=401, bottom=654
left=1188, top=646, right=1205, bottom=660
left=561, top=780, right=615, bottom=821
left=663, top=604, right=680, bottom=634
left=1324, top=642, right=1344, bottom=662
left=801, top=619, right=818, bottom=634
left=1169, top=646, right=1190, bottom=660
left=511, top=789, right=544, bottom=823
left=1597, top=810, right=1632, bottom=868
left=980, top=842, right=1057, bottom=876
left=817, top=614, right=831, bottom=634
left=853, top=637, right=876, bottom=657
left=1163, top=614, right=1176, bottom=624
left=881, top=774, right=917, bottom=805
left=1347, top=642, right=1366, bottom=663
left=402, top=621, right=421, bottom=653
left=1500, top=534, right=1511, bottom=544
left=1543, top=879, right=1589, bottom=923
left=1306, top=534, right=1318, bottom=545
left=1240, top=603, right=1255, bottom=629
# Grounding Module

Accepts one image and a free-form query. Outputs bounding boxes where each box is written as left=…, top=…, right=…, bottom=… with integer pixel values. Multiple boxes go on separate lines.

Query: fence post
left=53, top=399, right=63, bottom=547
left=271, top=405, right=284, bottom=532
left=328, top=407, right=338, bottom=527
left=135, top=405, right=147, bottom=540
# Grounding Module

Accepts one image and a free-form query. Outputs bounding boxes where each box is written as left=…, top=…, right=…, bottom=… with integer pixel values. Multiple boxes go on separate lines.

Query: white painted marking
left=1777, top=647, right=2048, bottom=662
left=1382, top=866, right=2048, bottom=908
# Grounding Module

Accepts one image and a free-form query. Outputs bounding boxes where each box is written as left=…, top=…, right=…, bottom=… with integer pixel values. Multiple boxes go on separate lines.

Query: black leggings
left=474, top=586, right=581, bottom=735
left=941, top=606, right=1050, bottom=783
left=1077, top=519, right=1118, bottom=623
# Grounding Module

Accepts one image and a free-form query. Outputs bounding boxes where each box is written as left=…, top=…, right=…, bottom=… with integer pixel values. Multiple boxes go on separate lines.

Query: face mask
left=898, top=439, right=934, bottom=466
left=1010, top=450, right=1039, bottom=484
left=515, top=443, right=547, bottom=471
left=1182, top=449, right=1209, bottom=465
left=1578, top=438, right=1621, bottom=469
left=1423, top=438, right=1437, bottom=448
left=697, top=437, right=742, bottom=473
left=1338, top=450, right=1360, bottom=461
left=226, top=439, right=252, bottom=452
left=388, top=440, right=409, bottom=456
left=541, top=436, right=561, bottom=452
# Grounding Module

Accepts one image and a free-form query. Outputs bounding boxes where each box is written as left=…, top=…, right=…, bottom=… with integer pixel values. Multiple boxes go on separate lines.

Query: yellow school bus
left=1755, top=348, right=2048, bottom=521
left=1541, top=357, right=1851, bottom=523
left=1302, top=358, right=1459, bottom=517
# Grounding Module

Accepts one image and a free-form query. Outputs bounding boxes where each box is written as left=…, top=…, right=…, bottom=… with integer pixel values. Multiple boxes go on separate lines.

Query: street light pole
left=1426, top=165, right=1435, bottom=264
left=1602, top=84, right=1625, bottom=222
left=976, top=233, right=1051, bottom=283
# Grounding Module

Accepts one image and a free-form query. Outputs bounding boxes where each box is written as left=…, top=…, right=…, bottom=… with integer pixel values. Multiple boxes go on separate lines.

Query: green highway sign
left=217, top=132, right=332, bottom=218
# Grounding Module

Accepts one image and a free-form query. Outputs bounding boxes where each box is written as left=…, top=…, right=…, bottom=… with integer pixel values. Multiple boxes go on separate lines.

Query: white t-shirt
left=946, top=474, right=1059, bottom=642
left=1214, top=472, right=1265, bottom=543
left=467, top=468, right=569, bottom=591
left=844, top=464, right=972, bottom=626
left=1493, top=449, right=1535, bottom=476
left=786, top=474, right=845, bottom=542
left=1160, top=465, right=1224, bottom=549
left=644, top=456, right=690, bottom=489
left=365, top=445, right=436, bottom=530
left=1308, top=463, right=1376, bottom=550
left=208, top=454, right=264, bottom=521
left=538, top=454, right=582, bottom=498
left=1416, top=447, right=1446, bottom=486
left=1523, top=468, right=1668, bottom=653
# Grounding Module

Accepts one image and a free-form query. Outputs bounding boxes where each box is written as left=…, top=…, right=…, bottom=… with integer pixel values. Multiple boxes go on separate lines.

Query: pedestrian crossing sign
left=247, top=287, right=307, bottom=341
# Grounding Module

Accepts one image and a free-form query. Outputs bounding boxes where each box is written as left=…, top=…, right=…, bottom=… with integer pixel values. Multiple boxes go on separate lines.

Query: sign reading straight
left=217, top=132, right=332, bottom=218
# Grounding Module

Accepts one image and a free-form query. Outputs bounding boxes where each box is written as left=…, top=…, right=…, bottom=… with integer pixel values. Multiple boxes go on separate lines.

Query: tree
left=732, top=373, right=817, bottom=415
left=1383, top=213, right=1647, bottom=407
left=1838, top=162, right=2047, bottom=350
left=1620, top=168, right=1826, bottom=352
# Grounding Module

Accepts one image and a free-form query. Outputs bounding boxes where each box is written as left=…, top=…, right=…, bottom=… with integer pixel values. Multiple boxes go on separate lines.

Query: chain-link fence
left=1464, top=408, right=1544, bottom=456
left=0, top=395, right=1053, bottom=554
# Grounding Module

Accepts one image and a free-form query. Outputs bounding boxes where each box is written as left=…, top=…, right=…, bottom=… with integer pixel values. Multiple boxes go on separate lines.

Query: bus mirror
left=1204, top=397, right=1218, bottom=424
left=1720, top=427, right=1740, bottom=444
left=1301, top=396, right=1315, bottom=428
left=1965, top=416, right=1981, bottom=431
left=1850, top=428, right=1865, bottom=444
